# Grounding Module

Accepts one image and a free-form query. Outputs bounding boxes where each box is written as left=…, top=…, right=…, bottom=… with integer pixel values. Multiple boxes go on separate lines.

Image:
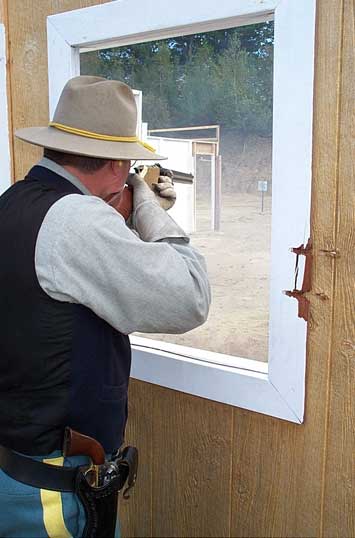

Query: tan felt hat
left=15, top=76, right=166, bottom=161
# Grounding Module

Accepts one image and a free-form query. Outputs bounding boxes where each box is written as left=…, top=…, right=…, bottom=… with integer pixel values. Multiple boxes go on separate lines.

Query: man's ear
left=111, top=160, right=130, bottom=178
left=111, top=160, right=122, bottom=176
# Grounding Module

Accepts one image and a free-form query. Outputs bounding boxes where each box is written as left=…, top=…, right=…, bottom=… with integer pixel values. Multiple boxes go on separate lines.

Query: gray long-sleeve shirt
left=34, top=159, right=211, bottom=335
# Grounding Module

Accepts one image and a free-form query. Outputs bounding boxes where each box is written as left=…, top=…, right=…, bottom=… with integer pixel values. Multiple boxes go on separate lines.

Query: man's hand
left=126, top=173, right=156, bottom=209
left=126, top=172, right=184, bottom=242
left=152, top=174, right=176, bottom=211
left=104, top=186, right=133, bottom=221
left=134, top=164, right=176, bottom=211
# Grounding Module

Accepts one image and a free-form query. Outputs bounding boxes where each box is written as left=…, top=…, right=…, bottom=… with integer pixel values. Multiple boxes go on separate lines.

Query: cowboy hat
left=15, top=76, right=166, bottom=161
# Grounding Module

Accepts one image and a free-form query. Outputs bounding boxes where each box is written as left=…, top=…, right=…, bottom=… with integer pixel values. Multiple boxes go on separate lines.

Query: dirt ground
left=139, top=193, right=272, bottom=362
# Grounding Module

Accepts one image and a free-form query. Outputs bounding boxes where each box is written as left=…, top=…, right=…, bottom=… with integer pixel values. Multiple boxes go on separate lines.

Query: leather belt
left=0, top=445, right=127, bottom=493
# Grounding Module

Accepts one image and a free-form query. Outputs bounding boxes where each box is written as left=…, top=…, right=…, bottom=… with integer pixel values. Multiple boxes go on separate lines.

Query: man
left=0, top=76, right=210, bottom=537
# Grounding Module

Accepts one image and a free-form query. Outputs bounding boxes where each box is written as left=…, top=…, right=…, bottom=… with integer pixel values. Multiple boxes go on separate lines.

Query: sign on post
left=258, top=180, right=268, bottom=192
left=257, top=180, right=268, bottom=212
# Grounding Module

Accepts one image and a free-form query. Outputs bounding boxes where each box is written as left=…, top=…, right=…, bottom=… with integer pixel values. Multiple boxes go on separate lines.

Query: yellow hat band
left=49, top=122, right=156, bottom=153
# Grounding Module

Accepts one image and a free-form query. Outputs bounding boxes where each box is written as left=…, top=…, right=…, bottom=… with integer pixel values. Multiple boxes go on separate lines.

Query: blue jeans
left=0, top=451, right=121, bottom=538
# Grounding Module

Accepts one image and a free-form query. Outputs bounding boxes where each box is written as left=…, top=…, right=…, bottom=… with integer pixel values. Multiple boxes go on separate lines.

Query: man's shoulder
left=42, top=193, right=125, bottom=237
left=50, top=193, right=122, bottom=216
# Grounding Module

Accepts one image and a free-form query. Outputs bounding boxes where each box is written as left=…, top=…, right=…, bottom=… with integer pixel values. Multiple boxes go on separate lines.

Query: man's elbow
left=197, top=291, right=211, bottom=324
left=182, top=287, right=211, bottom=332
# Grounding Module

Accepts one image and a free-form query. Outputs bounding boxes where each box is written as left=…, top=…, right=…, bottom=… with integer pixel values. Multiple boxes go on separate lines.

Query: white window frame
left=0, top=23, right=11, bottom=194
left=46, top=0, right=316, bottom=423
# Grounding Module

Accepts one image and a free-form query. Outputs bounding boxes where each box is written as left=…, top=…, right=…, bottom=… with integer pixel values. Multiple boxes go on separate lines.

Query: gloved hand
left=126, top=172, right=186, bottom=242
left=134, top=164, right=176, bottom=211
left=151, top=175, right=176, bottom=211
left=126, top=172, right=157, bottom=209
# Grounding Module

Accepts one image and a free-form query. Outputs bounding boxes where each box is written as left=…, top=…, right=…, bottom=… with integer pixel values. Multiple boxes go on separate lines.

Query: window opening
left=81, top=21, right=274, bottom=363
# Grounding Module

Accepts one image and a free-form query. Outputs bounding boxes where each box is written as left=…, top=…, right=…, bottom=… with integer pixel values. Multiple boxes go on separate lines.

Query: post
left=257, top=180, right=268, bottom=213
left=214, top=155, right=222, bottom=231
left=211, top=154, right=216, bottom=230
left=193, top=153, right=197, bottom=233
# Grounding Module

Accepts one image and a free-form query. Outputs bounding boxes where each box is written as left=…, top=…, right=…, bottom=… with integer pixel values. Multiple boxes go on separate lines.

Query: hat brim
left=15, top=127, right=167, bottom=161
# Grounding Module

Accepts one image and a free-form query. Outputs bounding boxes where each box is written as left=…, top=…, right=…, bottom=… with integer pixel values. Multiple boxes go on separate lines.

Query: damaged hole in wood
left=284, top=238, right=313, bottom=321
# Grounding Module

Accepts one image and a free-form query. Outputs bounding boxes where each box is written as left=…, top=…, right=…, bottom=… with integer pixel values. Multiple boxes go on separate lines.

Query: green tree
left=175, top=42, right=216, bottom=126
left=80, top=22, right=274, bottom=135
left=212, top=36, right=254, bottom=131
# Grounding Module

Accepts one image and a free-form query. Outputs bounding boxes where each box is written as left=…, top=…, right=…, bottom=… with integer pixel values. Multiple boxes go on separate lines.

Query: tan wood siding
left=121, top=381, right=154, bottom=537
left=6, top=0, right=111, bottom=181
left=228, top=4, right=347, bottom=531
left=0, top=0, right=14, bottom=182
left=3, top=0, right=354, bottom=536
left=150, top=387, right=232, bottom=537
left=0, top=1, right=5, bottom=23
left=322, top=0, right=355, bottom=534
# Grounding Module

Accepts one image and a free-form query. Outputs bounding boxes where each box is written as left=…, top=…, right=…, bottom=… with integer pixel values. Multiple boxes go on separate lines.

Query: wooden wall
left=0, top=1, right=4, bottom=23
left=2, top=0, right=354, bottom=536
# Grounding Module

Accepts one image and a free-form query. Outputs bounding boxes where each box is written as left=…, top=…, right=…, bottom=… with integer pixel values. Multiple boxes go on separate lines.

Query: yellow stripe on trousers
left=40, top=457, right=72, bottom=538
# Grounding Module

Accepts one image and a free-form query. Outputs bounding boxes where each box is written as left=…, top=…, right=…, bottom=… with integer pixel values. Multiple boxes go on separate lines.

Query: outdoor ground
left=138, top=193, right=272, bottom=362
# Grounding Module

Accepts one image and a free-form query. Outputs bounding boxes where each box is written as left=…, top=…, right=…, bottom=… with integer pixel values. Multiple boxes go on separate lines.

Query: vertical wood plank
left=151, top=387, right=233, bottom=537
left=322, top=0, right=355, bottom=534
left=230, top=0, right=344, bottom=535
left=0, top=0, right=5, bottom=23
left=120, top=380, right=153, bottom=538
left=6, top=0, right=111, bottom=181
left=231, top=412, right=301, bottom=536
left=0, top=0, right=14, bottom=184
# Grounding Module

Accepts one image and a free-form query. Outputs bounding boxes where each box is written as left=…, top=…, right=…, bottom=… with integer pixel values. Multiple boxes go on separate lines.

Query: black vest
left=0, top=166, right=131, bottom=455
